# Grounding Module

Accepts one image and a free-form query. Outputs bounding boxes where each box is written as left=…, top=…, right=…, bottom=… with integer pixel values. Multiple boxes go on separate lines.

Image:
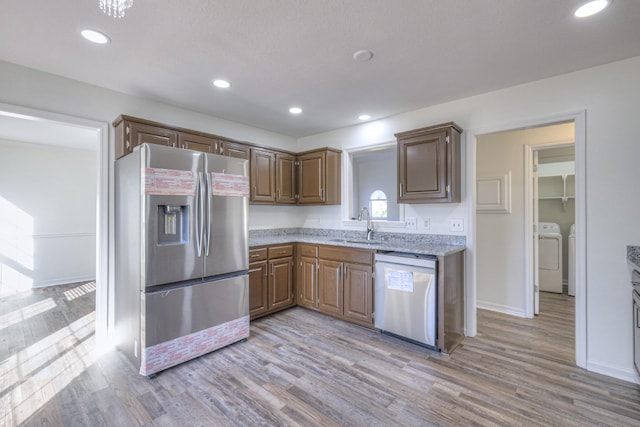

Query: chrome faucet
left=358, top=207, right=374, bottom=241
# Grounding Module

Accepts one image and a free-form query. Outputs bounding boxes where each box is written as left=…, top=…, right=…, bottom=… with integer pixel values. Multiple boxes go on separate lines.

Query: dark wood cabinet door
left=250, top=149, right=276, bottom=203
left=269, top=257, right=294, bottom=310
left=297, top=255, right=318, bottom=309
left=297, top=151, right=325, bottom=204
left=343, top=262, right=372, bottom=325
left=249, top=261, right=269, bottom=318
left=178, top=132, right=215, bottom=153
left=128, top=122, right=178, bottom=154
left=219, top=140, right=249, bottom=159
left=396, top=122, right=461, bottom=203
left=276, top=153, right=297, bottom=204
left=318, top=259, right=343, bottom=316
left=398, top=129, right=447, bottom=201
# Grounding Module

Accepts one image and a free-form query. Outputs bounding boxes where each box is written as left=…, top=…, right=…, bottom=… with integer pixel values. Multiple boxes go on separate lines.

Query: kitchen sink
left=329, top=238, right=382, bottom=245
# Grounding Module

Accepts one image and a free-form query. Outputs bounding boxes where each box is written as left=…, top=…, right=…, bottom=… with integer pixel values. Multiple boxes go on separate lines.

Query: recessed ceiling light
left=289, top=107, right=302, bottom=115
left=353, top=50, right=374, bottom=62
left=358, top=114, right=371, bottom=121
left=574, top=0, right=610, bottom=18
left=81, top=29, right=111, bottom=44
left=212, top=79, right=231, bottom=89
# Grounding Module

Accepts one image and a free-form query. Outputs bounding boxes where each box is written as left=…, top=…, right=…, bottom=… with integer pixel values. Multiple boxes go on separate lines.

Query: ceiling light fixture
left=99, top=0, right=133, bottom=18
left=212, top=79, right=231, bottom=89
left=358, top=114, right=371, bottom=121
left=574, top=0, right=610, bottom=18
left=81, top=29, right=111, bottom=44
left=353, top=50, right=374, bottom=62
left=289, top=107, right=302, bottom=115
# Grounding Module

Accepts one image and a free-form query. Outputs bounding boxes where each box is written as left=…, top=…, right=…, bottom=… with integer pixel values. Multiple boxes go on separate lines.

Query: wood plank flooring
left=2, top=284, right=639, bottom=426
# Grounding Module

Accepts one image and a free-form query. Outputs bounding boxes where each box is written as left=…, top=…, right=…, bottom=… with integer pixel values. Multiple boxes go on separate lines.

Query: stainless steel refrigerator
left=115, top=143, right=249, bottom=376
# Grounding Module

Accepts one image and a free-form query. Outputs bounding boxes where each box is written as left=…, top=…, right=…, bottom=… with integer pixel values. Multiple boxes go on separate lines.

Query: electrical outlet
left=450, top=218, right=464, bottom=232
left=423, top=218, right=430, bottom=230
left=405, top=217, right=417, bottom=229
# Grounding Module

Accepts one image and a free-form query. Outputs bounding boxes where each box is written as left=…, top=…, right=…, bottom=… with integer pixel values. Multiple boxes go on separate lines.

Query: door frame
left=0, top=102, right=110, bottom=348
left=466, top=110, right=586, bottom=368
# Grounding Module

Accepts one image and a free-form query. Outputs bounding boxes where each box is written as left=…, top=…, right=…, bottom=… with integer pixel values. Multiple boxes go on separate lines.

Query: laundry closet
left=537, top=146, right=575, bottom=296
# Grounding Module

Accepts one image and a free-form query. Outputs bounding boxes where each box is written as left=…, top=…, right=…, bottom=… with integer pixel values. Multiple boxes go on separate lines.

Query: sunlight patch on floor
left=0, top=297, right=56, bottom=332
left=63, top=281, right=96, bottom=301
left=0, top=311, right=100, bottom=425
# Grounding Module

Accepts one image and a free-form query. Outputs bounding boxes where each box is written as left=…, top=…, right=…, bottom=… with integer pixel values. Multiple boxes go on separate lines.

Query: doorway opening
left=0, top=103, right=109, bottom=346
left=469, top=111, right=586, bottom=368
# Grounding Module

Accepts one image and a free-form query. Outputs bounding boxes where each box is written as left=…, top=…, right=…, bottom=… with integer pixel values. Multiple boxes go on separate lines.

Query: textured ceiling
left=1, top=0, right=640, bottom=138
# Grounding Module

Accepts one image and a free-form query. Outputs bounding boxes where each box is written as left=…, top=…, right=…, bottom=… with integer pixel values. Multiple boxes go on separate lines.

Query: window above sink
left=342, top=141, right=406, bottom=228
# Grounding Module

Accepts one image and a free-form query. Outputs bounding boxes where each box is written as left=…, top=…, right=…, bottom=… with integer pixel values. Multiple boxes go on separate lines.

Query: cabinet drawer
left=268, top=245, right=294, bottom=259
left=298, top=244, right=318, bottom=257
left=249, top=248, right=268, bottom=262
left=318, top=246, right=373, bottom=265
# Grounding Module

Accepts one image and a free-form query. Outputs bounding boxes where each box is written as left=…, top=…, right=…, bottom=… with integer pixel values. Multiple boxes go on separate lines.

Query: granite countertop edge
left=627, top=245, right=640, bottom=269
left=249, top=234, right=465, bottom=257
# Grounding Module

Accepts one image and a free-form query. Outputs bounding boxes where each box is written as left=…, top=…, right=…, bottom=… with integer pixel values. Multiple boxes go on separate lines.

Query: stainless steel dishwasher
left=374, top=252, right=437, bottom=349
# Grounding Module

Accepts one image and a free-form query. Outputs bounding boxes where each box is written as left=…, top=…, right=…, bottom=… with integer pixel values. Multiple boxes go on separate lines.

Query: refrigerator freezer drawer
left=138, top=274, right=249, bottom=375
left=142, top=274, right=248, bottom=347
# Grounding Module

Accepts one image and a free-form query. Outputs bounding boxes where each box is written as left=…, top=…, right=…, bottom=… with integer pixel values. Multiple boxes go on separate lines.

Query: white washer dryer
left=539, top=222, right=563, bottom=293
left=568, top=224, right=575, bottom=296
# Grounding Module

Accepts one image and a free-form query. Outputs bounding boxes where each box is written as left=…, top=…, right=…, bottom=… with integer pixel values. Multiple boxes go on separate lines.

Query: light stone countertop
left=249, top=233, right=465, bottom=257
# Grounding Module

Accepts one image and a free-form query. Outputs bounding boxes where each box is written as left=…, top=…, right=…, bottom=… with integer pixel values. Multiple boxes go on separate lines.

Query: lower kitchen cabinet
left=249, top=245, right=295, bottom=319
left=318, top=259, right=343, bottom=316
left=343, top=262, right=373, bottom=324
left=297, top=244, right=374, bottom=328
left=269, top=256, right=295, bottom=310
left=297, top=254, right=318, bottom=309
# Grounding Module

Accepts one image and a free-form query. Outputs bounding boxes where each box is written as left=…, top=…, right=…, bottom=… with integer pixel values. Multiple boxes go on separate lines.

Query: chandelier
left=99, top=0, right=133, bottom=18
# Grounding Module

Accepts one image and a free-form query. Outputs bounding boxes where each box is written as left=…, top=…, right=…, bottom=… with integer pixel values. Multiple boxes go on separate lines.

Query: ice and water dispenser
left=157, top=205, right=189, bottom=245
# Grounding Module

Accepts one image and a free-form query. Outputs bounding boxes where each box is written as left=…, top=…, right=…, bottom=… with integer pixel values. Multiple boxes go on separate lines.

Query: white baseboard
left=477, top=300, right=527, bottom=318
left=587, top=360, right=640, bottom=384
left=32, top=275, right=96, bottom=288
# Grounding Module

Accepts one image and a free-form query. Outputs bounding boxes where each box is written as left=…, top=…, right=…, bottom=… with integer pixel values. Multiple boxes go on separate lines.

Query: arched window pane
left=369, top=190, right=387, bottom=219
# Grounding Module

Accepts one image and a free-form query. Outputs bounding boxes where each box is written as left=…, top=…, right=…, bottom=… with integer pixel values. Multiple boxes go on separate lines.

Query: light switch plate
left=405, top=217, right=417, bottom=229
left=423, top=218, right=430, bottom=230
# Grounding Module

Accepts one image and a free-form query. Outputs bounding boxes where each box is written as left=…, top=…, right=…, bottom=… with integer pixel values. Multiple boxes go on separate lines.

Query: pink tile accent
left=139, top=315, right=249, bottom=376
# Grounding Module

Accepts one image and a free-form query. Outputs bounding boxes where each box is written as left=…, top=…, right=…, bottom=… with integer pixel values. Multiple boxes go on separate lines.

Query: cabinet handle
left=277, top=189, right=280, bottom=200
left=253, top=186, right=256, bottom=198
left=345, top=266, right=348, bottom=278
left=320, top=188, right=324, bottom=199
left=219, top=142, right=224, bottom=154
left=250, top=254, right=260, bottom=258
left=278, top=250, right=286, bottom=254
left=125, top=126, right=131, bottom=150
left=400, top=183, right=404, bottom=196
left=264, top=267, right=267, bottom=277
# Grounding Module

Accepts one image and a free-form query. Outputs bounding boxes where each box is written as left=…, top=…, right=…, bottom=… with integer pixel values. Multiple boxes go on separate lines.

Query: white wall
left=0, top=139, right=96, bottom=288
left=475, top=124, right=574, bottom=316
left=298, top=56, right=640, bottom=382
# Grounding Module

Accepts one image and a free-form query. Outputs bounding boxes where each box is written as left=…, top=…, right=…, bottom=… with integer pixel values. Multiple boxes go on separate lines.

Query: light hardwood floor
left=2, top=284, right=639, bottom=426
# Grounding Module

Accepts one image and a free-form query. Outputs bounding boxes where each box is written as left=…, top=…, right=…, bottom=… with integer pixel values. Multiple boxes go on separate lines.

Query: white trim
left=476, top=300, right=527, bottom=318
left=466, top=110, right=587, bottom=369
left=32, top=275, right=96, bottom=288
left=0, top=102, right=110, bottom=349
left=32, top=233, right=95, bottom=239
left=586, top=361, right=640, bottom=385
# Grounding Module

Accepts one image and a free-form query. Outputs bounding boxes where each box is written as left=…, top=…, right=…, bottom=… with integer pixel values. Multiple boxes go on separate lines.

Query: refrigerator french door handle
left=195, top=172, right=204, bottom=257
left=205, top=171, right=212, bottom=256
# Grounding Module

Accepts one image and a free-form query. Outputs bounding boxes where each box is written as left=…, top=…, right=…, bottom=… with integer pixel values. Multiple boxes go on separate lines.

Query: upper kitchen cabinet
left=396, top=122, right=462, bottom=203
left=218, top=139, right=249, bottom=159
left=250, top=148, right=276, bottom=203
left=113, top=115, right=251, bottom=160
left=178, top=132, right=216, bottom=153
left=114, top=117, right=178, bottom=158
left=276, top=152, right=297, bottom=204
left=297, top=148, right=341, bottom=205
